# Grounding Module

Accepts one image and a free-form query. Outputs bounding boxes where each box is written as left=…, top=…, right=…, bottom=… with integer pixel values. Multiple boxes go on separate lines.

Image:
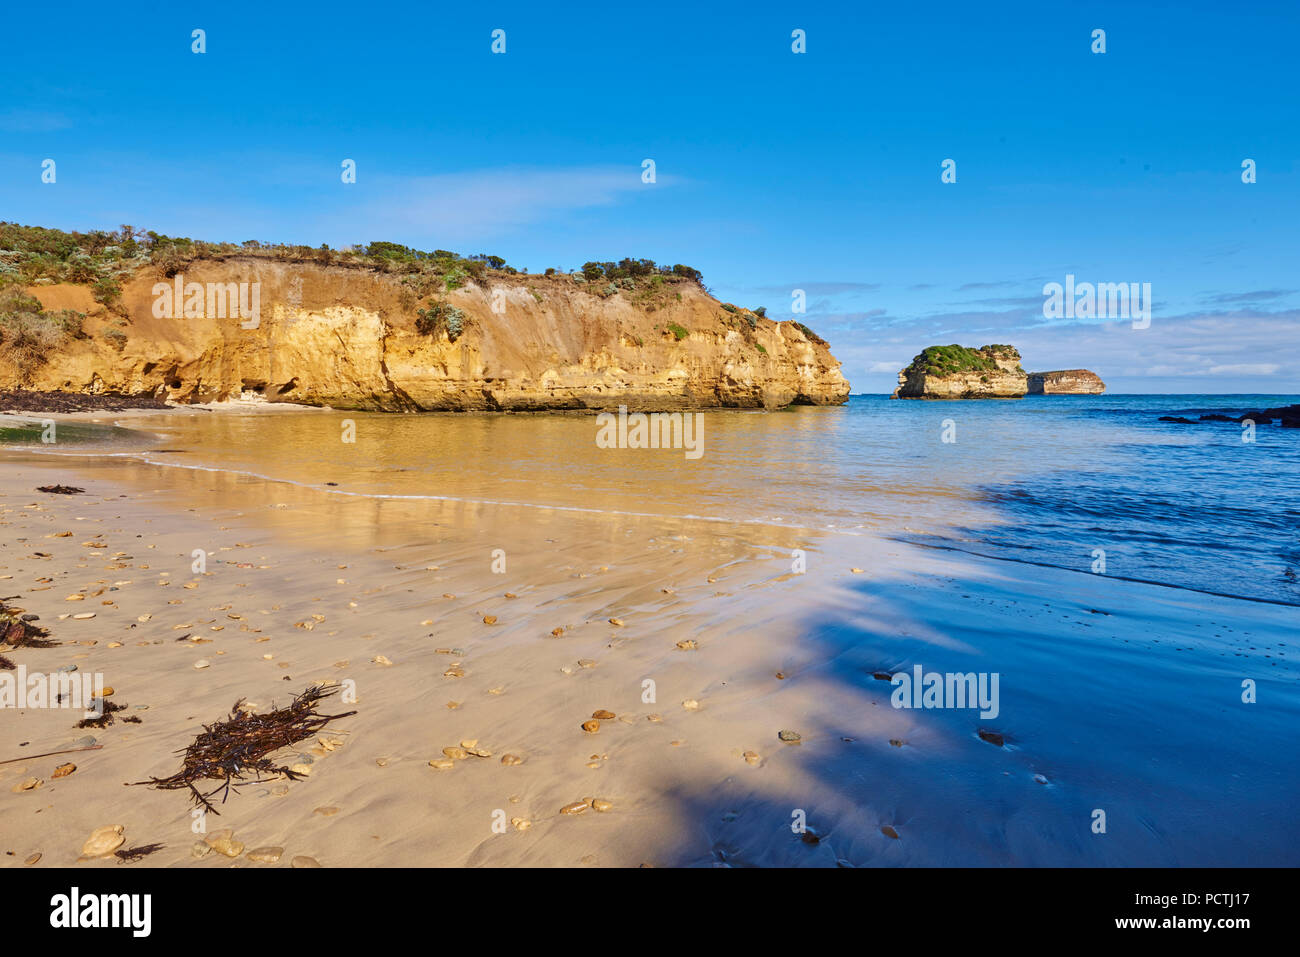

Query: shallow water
left=9, top=393, right=1298, bottom=603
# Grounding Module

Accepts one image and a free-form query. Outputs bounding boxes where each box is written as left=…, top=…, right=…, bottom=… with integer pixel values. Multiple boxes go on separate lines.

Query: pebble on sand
left=682, top=699, right=701, bottom=711
left=52, top=763, right=76, bottom=778
left=206, top=830, right=245, bottom=857
left=581, top=719, right=600, bottom=733
left=676, top=640, right=697, bottom=650
left=429, top=758, right=455, bottom=770
left=194, top=659, right=210, bottom=669
left=608, top=618, right=624, bottom=626
left=483, top=615, right=497, bottom=625
left=291, top=856, right=322, bottom=868
left=743, top=751, right=761, bottom=766
left=560, top=801, right=589, bottom=815
left=592, top=709, right=615, bottom=720
left=511, top=818, right=532, bottom=831
left=500, top=753, right=524, bottom=766
left=247, top=846, right=284, bottom=863
left=778, top=730, right=802, bottom=743
left=79, top=824, right=125, bottom=860
left=24, top=853, right=41, bottom=865
left=12, top=777, right=42, bottom=792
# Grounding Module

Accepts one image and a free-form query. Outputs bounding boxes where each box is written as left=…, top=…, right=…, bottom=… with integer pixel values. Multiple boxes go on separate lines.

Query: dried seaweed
left=132, top=685, right=355, bottom=814
left=115, top=843, right=165, bottom=863
left=35, top=485, right=85, bottom=494
left=76, top=699, right=127, bottom=729
left=0, top=604, right=57, bottom=650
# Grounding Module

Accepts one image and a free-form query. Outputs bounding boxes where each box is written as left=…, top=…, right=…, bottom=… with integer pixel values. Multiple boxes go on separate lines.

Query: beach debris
left=36, top=485, right=85, bottom=495
left=52, top=762, right=76, bottom=778
left=581, top=719, right=600, bottom=733
left=132, top=685, right=356, bottom=813
left=977, top=729, right=1005, bottom=748
left=511, top=818, right=532, bottom=831
left=777, top=730, right=802, bottom=743
left=676, top=639, right=697, bottom=651
left=115, top=843, right=164, bottom=863
left=247, top=846, right=284, bottom=863
left=205, top=830, right=244, bottom=857
left=608, top=618, right=624, bottom=627
left=881, top=825, right=900, bottom=840
left=592, top=709, right=615, bottom=720
left=24, top=853, right=41, bottom=865
left=483, top=615, right=497, bottom=625
left=79, top=825, right=125, bottom=859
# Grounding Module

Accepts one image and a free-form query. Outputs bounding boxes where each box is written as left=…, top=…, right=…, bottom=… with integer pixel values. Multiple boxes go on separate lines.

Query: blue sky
left=2, top=0, right=1297, bottom=393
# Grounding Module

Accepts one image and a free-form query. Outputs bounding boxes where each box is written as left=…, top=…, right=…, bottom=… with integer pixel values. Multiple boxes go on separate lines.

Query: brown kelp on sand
left=132, top=685, right=356, bottom=814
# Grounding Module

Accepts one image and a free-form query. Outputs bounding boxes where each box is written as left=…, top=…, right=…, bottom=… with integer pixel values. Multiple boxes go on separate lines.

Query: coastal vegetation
left=0, top=223, right=708, bottom=294
left=910, top=343, right=1020, bottom=377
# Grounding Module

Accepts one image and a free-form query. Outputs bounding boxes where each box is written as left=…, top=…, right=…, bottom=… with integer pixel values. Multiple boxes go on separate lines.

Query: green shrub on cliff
left=913, top=344, right=1002, bottom=376
left=0, top=287, right=85, bottom=381
left=416, top=301, right=465, bottom=342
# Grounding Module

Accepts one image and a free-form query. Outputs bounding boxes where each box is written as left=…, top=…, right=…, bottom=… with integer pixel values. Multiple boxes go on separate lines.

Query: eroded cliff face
left=4, top=260, right=850, bottom=411
left=1027, top=370, right=1105, bottom=394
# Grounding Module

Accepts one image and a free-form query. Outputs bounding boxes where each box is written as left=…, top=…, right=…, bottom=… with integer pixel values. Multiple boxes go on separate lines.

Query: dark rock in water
left=1158, top=416, right=1196, bottom=424
left=1238, top=413, right=1273, bottom=424
left=0, top=389, right=169, bottom=413
left=880, top=825, right=900, bottom=839
left=801, top=826, right=822, bottom=845
left=872, top=671, right=893, bottom=681
left=978, top=729, right=1006, bottom=747
left=1199, top=414, right=1236, bottom=422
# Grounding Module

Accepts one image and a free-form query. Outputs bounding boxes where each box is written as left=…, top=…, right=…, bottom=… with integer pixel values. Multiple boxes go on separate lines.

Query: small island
left=893, top=344, right=1104, bottom=398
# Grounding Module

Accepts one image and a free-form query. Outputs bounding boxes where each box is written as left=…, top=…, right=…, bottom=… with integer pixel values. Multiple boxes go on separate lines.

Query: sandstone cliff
left=1027, top=370, right=1105, bottom=394
left=894, top=344, right=1027, bottom=399
left=2, top=259, right=849, bottom=411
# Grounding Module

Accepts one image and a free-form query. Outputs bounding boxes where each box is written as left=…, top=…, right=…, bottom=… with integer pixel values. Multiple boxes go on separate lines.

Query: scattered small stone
left=592, top=709, right=615, bottom=720
left=194, top=659, right=210, bottom=669
left=582, top=719, right=600, bottom=733
left=191, top=841, right=212, bottom=859
left=429, top=758, right=455, bottom=770
left=560, top=801, right=589, bottom=815
left=590, top=798, right=613, bottom=812
left=206, top=831, right=244, bottom=857
left=25, top=852, right=42, bottom=865
left=881, top=825, right=900, bottom=840
left=12, top=777, right=42, bottom=792
left=246, top=846, right=284, bottom=863
left=978, top=729, right=1005, bottom=747
left=372, top=654, right=393, bottom=666
left=500, top=753, right=524, bottom=766
left=291, top=855, right=321, bottom=868
left=313, top=806, right=340, bottom=816
left=778, top=730, right=801, bottom=743
left=79, top=825, right=125, bottom=859
left=52, top=763, right=76, bottom=778
left=608, top=618, right=624, bottom=627
left=743, top=751, right=760, bottom=766
left=511, top=817, right=532, bottom=831
left=676, top=639, right=697, bottom=650
left=442, top=746, right=469, bottom=760
left=682, top=699, right=701, bottom=711
left=483, top=615, right=497, bottom=625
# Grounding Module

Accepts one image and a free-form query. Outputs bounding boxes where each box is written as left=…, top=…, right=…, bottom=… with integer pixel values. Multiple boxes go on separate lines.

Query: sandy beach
left=2, top=404, right=1296, bottom=868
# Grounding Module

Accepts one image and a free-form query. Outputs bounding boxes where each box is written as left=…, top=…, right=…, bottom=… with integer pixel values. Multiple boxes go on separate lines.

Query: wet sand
left=2, top=413, right=1297, bottom=867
